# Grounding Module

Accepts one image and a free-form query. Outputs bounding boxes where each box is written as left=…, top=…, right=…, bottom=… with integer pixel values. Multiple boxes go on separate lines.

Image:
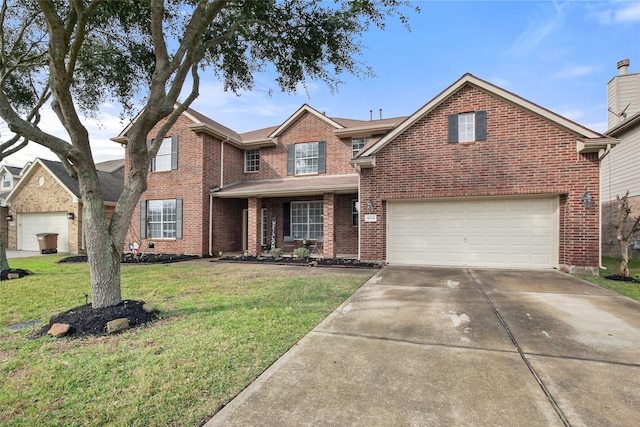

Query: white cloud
left=555, top=65, right=596, bottom=78
left=590, top=2, right=640, bottom=24
left=616, top=3, right=640, bottom=22
left=1, top=106, right=126, bottom=167
left=507, top=1, right=568, bottom=57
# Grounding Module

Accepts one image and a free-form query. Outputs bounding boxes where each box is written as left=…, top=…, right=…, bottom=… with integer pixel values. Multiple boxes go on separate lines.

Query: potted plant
left=148, top=241, right=155, bottom=249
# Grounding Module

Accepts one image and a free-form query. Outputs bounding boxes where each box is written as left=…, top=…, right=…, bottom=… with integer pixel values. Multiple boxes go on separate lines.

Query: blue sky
left=2, top=0, right=639, bottom=167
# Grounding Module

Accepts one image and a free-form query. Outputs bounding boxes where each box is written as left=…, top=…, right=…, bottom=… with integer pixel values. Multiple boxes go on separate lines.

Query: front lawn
left=579, top=256, right=640, bottom=302
left=0, top=256, right=374, bottom=426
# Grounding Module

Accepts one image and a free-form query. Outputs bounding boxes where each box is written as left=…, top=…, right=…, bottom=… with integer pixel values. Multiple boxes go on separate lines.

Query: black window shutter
left=147, top=139, right=153, bottom=171
left=475, top=110, right=487, bottom=141
left=447, top=114, right=458, bottom=143
left=140, top=201, right=147, bottom=239
left=286, top=145, right=295, bottom=175
left=171, top=136, right=179, bottom=170
left=283, top=202, right=291, bottom=236
left=176, top=198, right=183, bottom=240
left=318, top=141, right=326, bottom=173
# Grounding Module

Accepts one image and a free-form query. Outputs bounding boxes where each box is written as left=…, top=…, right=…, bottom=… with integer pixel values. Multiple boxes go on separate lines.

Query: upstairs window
left=2, top=173, right=11, bottom=189
left=245, top=149, right=260, bottom=172
left=352, top=137, right=369, bottom=157
left=448, top=111, right=487, bottom=143
left=287, top=141, right=326, bottom=175
left=149, top=136, right=178, bottom=172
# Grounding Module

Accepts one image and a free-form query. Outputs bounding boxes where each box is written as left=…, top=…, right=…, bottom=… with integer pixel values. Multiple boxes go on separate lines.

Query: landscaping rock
left=107, top=318, right=130, bottom=334
left=0, top=268, right=34, bottom=281
left=47, top=323, right=71, bottom=337
left=142, top=303, right=157, bottom=313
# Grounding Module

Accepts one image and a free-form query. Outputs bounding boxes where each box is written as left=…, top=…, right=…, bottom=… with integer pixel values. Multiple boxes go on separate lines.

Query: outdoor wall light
left=67, top=212, right=75, bottom=220
left=581, top=189, right=593, bottom=209
left=5, top=214, right=12, bottom=221
left=367, top=199, right=375, bottom=213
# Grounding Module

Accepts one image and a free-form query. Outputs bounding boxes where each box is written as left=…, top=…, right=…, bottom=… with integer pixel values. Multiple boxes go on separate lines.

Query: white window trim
left=152, top=137, right=173, bottom=172
left=245, top=149, right=260, bottom=173
left=458, top=113, right=475, bottom=143
left=352, top=137, right=369, bottom=157
left=290, top=201, right=323, bottom=240
left=261, top=208, right=268, bottom=246
left=295, top=142, right=319, bottom=175
left=147, top=199, right=177, bottom=239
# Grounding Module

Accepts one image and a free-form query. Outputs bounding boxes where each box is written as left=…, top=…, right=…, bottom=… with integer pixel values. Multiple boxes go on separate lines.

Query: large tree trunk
left=619, top=242, right=630, bottom=277
left=77, top=167, right=123, bottom=308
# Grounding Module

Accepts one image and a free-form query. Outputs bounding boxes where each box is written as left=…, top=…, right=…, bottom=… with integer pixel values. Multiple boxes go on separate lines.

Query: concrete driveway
left=206, top=266, right=640, bottom=426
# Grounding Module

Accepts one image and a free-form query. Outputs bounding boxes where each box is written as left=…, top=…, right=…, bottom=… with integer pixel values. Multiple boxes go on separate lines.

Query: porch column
left=247, top=197, right=261, bottom=256
left=323, top=193, right=336, bottom=258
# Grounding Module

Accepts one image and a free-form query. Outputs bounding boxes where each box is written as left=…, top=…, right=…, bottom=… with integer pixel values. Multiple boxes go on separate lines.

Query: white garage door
left=19, top=212, right=69, bottom=252
left=387, top=197, right=558, bottom=269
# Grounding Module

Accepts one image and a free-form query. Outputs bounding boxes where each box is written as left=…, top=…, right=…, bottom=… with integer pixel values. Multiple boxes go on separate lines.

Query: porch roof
left=211, top=174, right=359, bottom=198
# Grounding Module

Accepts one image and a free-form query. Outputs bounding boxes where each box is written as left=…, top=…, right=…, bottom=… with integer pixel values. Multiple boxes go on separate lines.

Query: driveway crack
left=466, top=269, right=571, bottom=427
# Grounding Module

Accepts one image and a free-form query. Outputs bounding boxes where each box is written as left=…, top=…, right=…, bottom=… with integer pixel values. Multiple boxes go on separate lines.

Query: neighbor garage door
left=387, top=197, right=558, bottom=269
left=18, top=212, right=69, bottom=252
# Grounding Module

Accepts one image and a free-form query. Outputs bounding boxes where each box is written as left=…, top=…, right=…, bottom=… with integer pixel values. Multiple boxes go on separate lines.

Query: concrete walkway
left=206, top=266, right=640, bottom=426
left=5, top=250, right=43, bottom=258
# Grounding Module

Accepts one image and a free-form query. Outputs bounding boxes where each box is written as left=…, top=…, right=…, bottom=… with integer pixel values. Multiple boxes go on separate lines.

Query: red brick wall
left=242, top=111, right=355, bottom=181
left=126, top=115, right=224, bottom=256
left=359, top=84, right=600, bottom=269
left=334, top=194, right=359, bottom=256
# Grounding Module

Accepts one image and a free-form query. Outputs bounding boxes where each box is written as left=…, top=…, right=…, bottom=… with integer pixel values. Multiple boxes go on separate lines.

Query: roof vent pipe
left=370, top=109, right=373, bottom=121
left=617, top=59, right=630, bottom=75
left=379, top=108, right=382, bottom=120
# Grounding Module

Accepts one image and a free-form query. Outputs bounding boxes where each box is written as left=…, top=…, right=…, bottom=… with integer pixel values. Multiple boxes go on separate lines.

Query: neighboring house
left=0, top=164, right=25, bottom=247
left=118, top=74, right=613, bottom=273
left=5, top=158, right=124, bottom=253
left=601, top=59, right=640, bottom=258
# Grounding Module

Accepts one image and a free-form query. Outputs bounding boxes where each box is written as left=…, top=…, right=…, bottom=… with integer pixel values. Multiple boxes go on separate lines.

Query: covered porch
left=210, top=175, right=359, bottom=259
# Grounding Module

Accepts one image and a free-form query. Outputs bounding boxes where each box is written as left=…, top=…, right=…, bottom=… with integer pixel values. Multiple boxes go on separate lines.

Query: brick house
left=119, top=74, right=613, bottom=273
left=115, top=105, right=405, bottom=258
left=5, top=158, right=123, bottom=253
left=1, top=164, right=24, bottom=247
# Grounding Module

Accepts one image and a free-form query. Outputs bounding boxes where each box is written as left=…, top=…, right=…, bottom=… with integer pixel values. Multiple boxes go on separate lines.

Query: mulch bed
left=604, top=274, right=640, bottom=283
left=0, top=268, right=33, bottom=281
left=58, top=253, right=200, bottom=264
left=29, top=300, right=159, bottom=339
left=219, top=255, right=379, bottom=268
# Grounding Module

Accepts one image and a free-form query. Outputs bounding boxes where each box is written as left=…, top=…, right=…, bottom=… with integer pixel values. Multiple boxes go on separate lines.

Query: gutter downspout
left=209, top=193, right=213, bottom=257
left=211, top=137, right=229, bottom=257
left=598, top=144, right=612, bottom=270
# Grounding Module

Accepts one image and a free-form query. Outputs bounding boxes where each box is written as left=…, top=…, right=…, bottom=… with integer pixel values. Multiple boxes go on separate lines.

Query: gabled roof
left=2, top=165, right=23, bottom=176
left=268, top=104, right=345, bottom=138
left=606, top=110, right=640, bottom=137
left=6, top=158, right=124, bottom=204
left=356, top=73, right=608, bottom=160
left=111, top=104, right=244, bottom=145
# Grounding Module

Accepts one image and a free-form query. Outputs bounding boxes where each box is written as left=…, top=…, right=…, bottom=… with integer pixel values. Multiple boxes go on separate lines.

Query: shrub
left=293, top=247, right=310, bottom=259
left=271, top=248, right=283, bottom=259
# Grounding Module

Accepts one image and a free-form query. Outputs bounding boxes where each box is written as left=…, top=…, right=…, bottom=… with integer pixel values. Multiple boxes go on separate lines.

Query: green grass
left=578, top=256, right=640, bottom=302
left=0, top=256, right=373, bottom=426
